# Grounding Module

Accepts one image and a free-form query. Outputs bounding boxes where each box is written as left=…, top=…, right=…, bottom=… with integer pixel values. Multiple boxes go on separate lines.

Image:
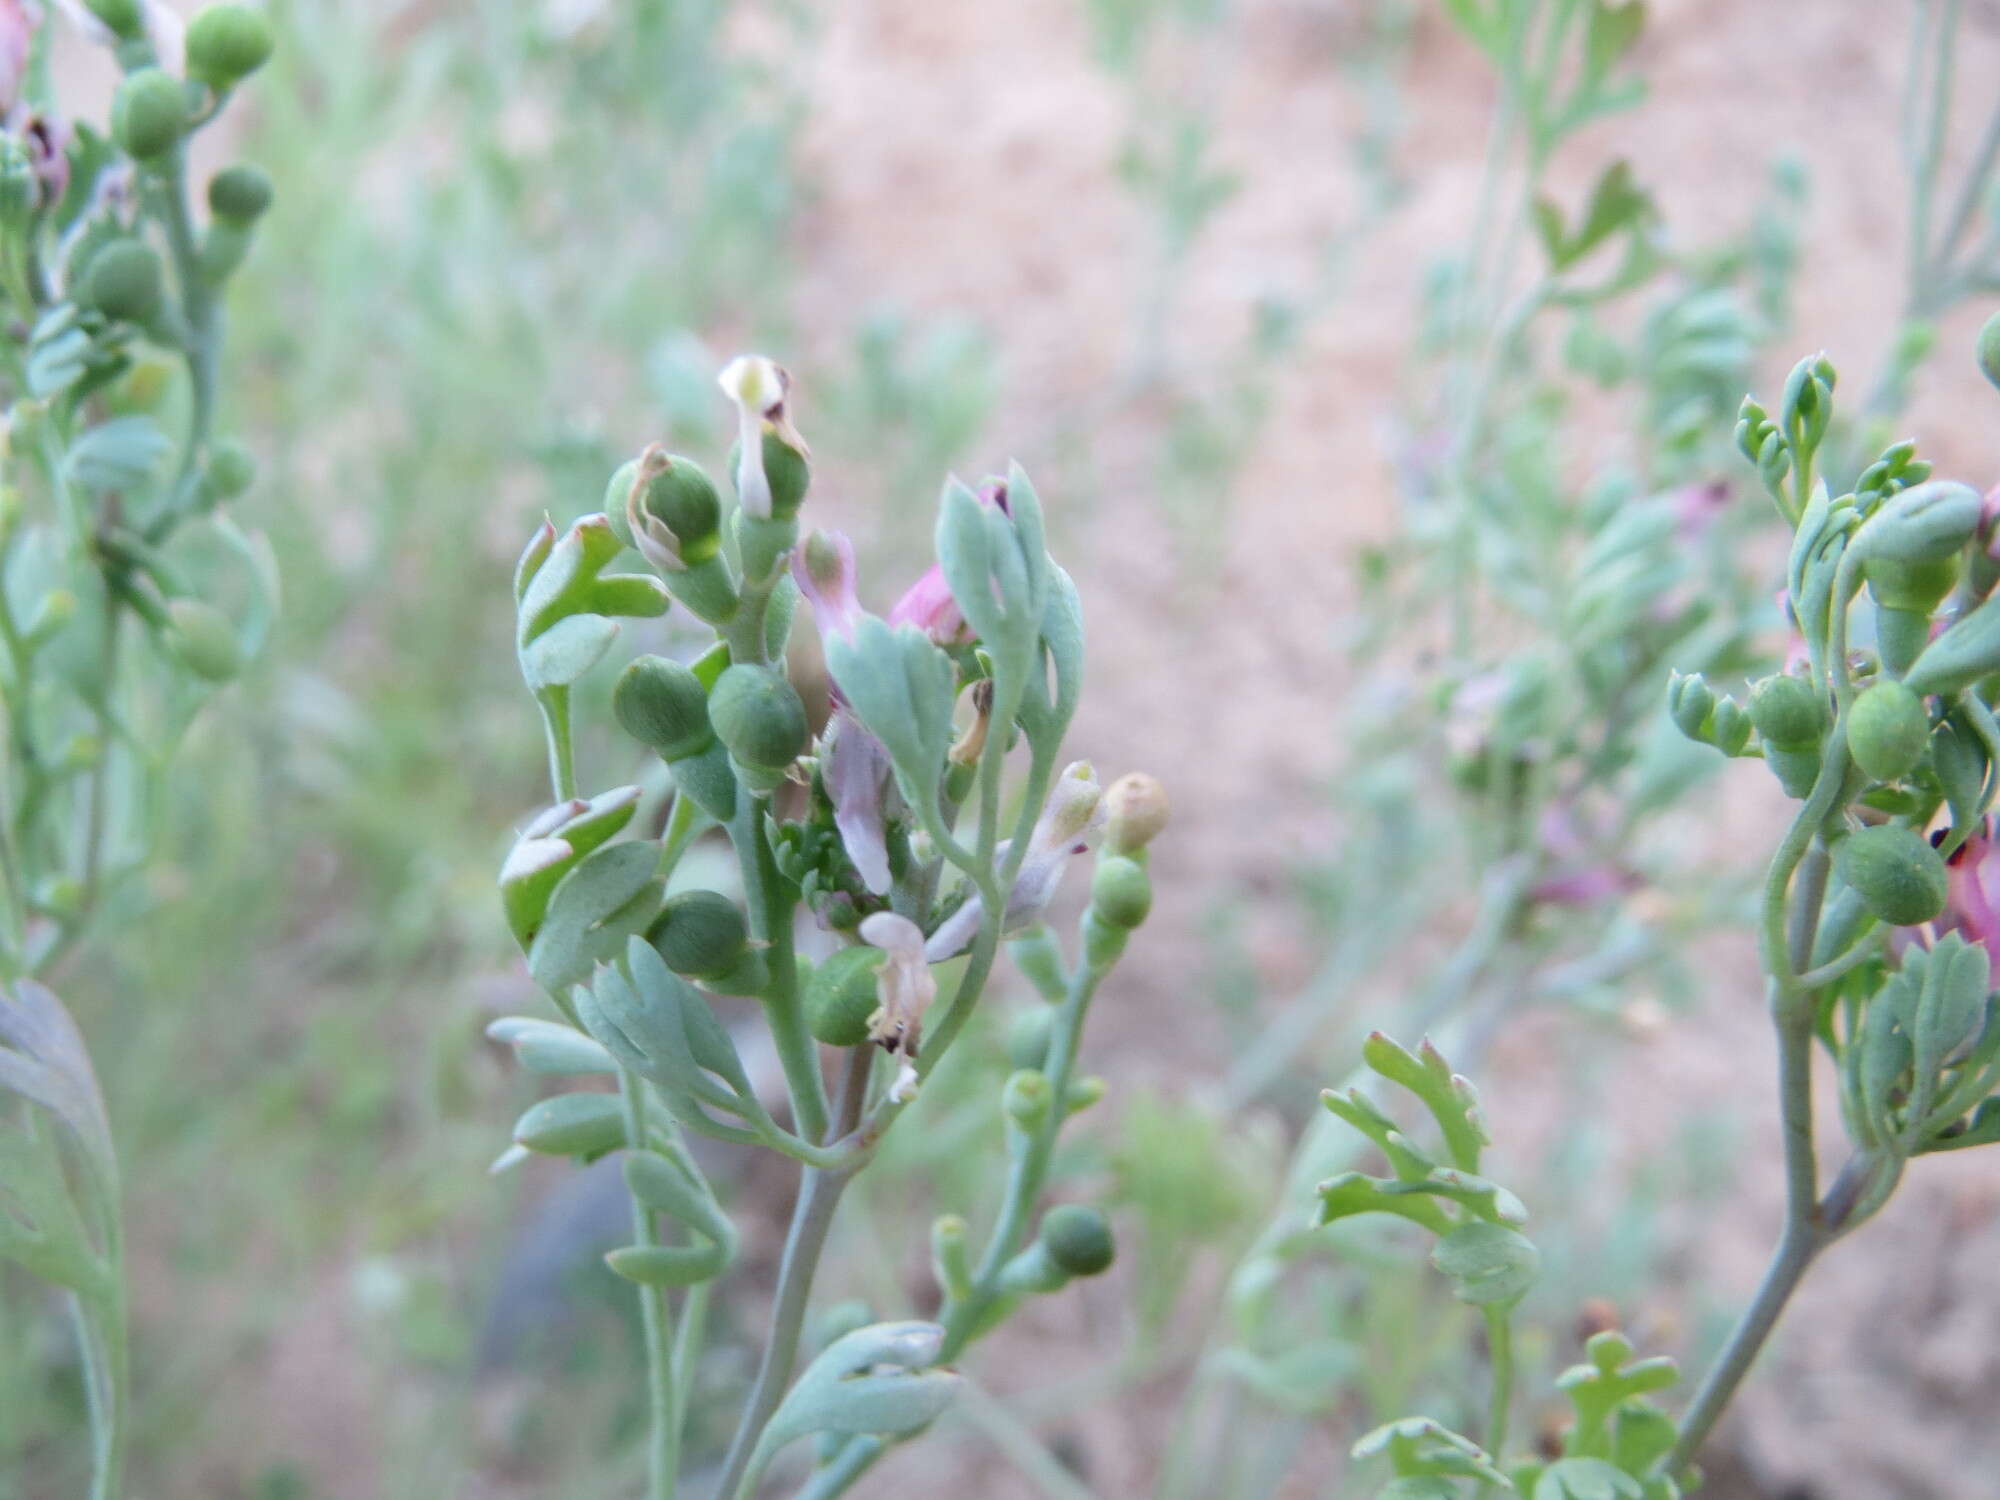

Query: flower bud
left=1104, top=772, right=1168, bottom=854
left=206, top=441, right=256, bottom=501
left=0, top=138, right=36, bottom=231
left=647, top=889, right=748, bottom=979
left=1038, top=1204, right=1114, bottom=1277
left=629, top=446, right=723, bottom=568
left=1847, top=680, right=1929, bottom=784
left=82, top=0, right=144, bottom=39
left=1979, top=310, right=2000, bottom=394
left=718, top=354, right=810, bottom=520
left=1667, top=671, right=1715, bottom=741
left=708, top=663, right=808, bottom=790
left=1002, top=1069, right=1050, bottom=1128
left=80, top=239, right=163, bottom=324
left=1065, top=1075, right=1107, bottom=1113
left=1090, top=853, right=1152, bottom=929
left=614, top=655, right=713, bottom=761
left=1838, top=824, right=1947, bottom=927
left=164, top=598, right=241, bottom=682
left=208, top=164, right=273, bottom=222
left=806, top=945, right=885, bottom=1046
left=931, top=1214, right=972, bottom=1300
left=1710, top=697, right=1752, bottom=756
left=185, top=4, right=275, bottom=89
left=112, top=69, right=188, bottom=162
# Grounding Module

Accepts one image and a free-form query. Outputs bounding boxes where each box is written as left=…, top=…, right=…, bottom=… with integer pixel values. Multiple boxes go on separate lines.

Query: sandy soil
left=767, top=1, right=2000, bottom=1496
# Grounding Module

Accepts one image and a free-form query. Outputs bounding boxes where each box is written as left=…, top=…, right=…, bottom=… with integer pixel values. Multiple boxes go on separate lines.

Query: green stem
left=538, top=687, right=576, bottom=803
left=1481, top=1305, right=1514, bottom=1470
left=620, top=1066, right=678, bottom=1500
left=713, top=1045, right=871, bottom=1500
left=941, top=954, right=1107, bottom=1359
left=142, top=143, right=220, bottom=545
left=728, top=792, right=828, bottom=1142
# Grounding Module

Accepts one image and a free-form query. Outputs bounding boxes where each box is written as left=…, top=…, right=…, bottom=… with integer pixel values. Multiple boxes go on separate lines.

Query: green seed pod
left=806, top=945, right=884, bottom=1046
left=164, top=598, right=242, bottom=682
left=707, top=663, right=808, bottom=788
left=1667, top=671, right=1715, bottom=741
left=82, top=0, right=145, bottom=39
left=1838, top=824, right=1948, bottom=928
left=1006, top=1006, right=1054, bottom=1071
left=112, top=69, right=189, bottom=161
left=614, top=655, right=714, bottom=762
left=185, top=3, right=276, bottom=88
left=206, top=441, right=256, bottom=501
left=1091, top=854, right=1152, bottom=929
left=208, top=164, right=274, bottom=222
left=1081, top=907, right=1128, bottom=972
left=636, top=453, right=723, bottom=566
left=1979, top=310, right=2000, bottom=394
left=1038, top=1204, right=1115, bottom=1278
left=1847, top=680, right=1930, bottom=784
left=1709, top=696, right=1753, bottom=757
left=81, top=239, right=164, bottom=324
left=647, top=890, right=748, bottom=979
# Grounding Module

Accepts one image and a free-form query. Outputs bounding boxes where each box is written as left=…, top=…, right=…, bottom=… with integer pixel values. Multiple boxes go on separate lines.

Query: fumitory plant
left=489, top=352, right=1165, bottom=1497
left=1324, top=325, right=2000, bottom=1498
left=0, top=2, right=276, bottom=1496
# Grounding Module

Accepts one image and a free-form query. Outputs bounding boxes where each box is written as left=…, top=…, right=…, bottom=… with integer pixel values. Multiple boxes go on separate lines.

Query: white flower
left=717, top=354, right=804, bottom=520
left=858, top=912, right=937, bottom=1098
left=923, top=762, right=1105, bottom=961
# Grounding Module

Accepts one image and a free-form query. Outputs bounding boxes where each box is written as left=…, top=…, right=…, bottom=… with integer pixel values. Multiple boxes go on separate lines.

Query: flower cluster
left=489, top=354, right=1166, bottom=1497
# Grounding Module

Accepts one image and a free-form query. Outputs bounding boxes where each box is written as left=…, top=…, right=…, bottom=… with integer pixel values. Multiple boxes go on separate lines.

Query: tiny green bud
left=1838, top=824, right=1948, bottom=928
left=647, top=890, right=748, bottom=979
left=1747, top=674, right=1823, bottom=750
left=1038, top=1204, right=1115, bottom=1278
left=1065, top=1075, right=1107, bottom=1113
left=631, top=449, right=722, bottom=568
left=185, top=4, right=276, bottom=88
left=1709, top=696, right=1753, bottom=757
left=1006, top=1006, right=1054, bottom=1071
left=614, top=655, right=714, bottom=761
left=1847, top=681, right=1929, bottom=784
left=112, top=70, right=189, bottom=161
left=1104, top=771, right=1168, bottom=854
left=207, top=164, right=274, bottom=222
left=1003, top=1069, right=1051, bottom=1128
left=805, top=945, right=885, bottom=1047
left=206, top=441, right=256, bottom=500
left=931, top=1214, right=972, bottom=1300
left=80, top=239, right=164, bottom=324
left=1667, top=671, right=1715, bottom=740
left=1091, top=853, right=1152, bottom=929
left=1979, top=311, right=2000, bottom=394
left=1082, top=907, right=1128, bottom=971
left=82, top=0, right=145, bottom=39
left=707, top=663, right=808, bottom=788
left=164, top=598, right=242, bottom=682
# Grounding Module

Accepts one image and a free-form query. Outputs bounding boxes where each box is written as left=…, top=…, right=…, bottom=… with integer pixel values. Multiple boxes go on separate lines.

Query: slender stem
left=942, top=955, right=1107, bottom=1359
left=620, top=1066, right=678, bottom=1500
left=728, top=792, right=828, bottom=1142
left=672, top=1282, right=710, bottom=1457
left=713, top=1047, right=871, bottom=1500
left=538, top=687, right=576, bottom=803
left=1659, top=1212, right=1819, bottom=1478
left=1481, top=1305, right=1514, bottom=1469
left=793, top=1436, right=886, bottom=1500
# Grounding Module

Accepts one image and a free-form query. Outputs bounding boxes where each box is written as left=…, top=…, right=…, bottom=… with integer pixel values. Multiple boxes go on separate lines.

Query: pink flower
left=793, top=529, right=864, bottom=644
left=1943, top=820, right=2000, bottom=952
left=885, top=479, right=1010, bottom=647
left=823, top=711, right=895, bottom=895
left=1529, top=802, right=1639, bottom=909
